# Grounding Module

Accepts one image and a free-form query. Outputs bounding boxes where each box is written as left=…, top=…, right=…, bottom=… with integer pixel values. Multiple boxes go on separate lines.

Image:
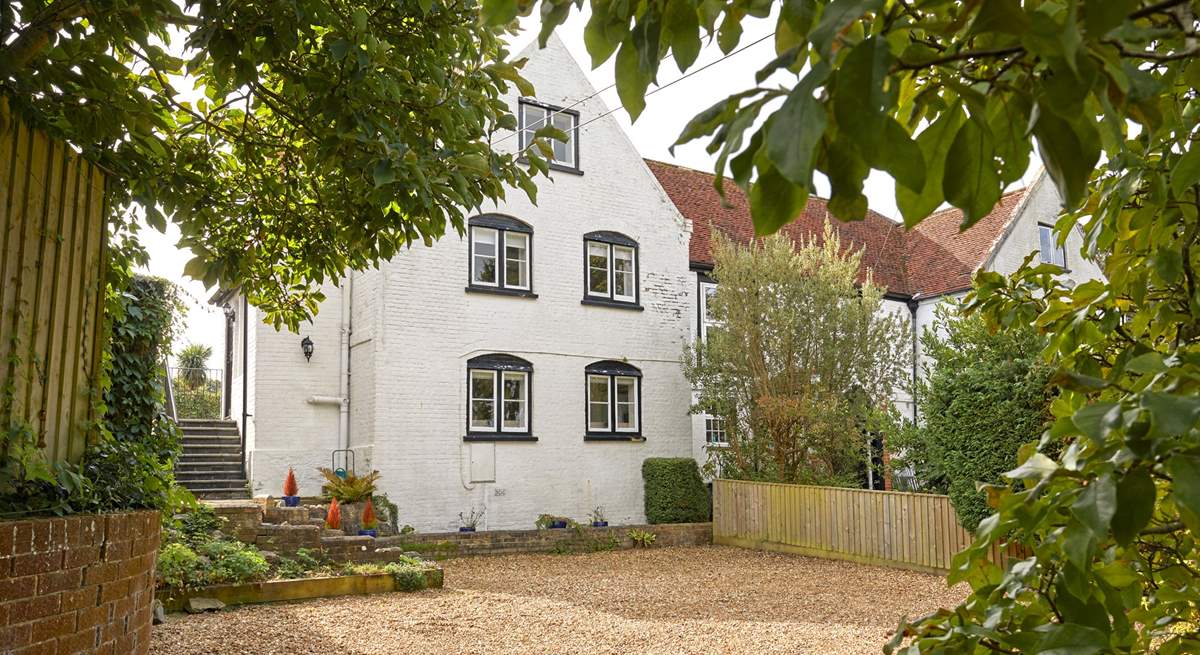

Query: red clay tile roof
left=904, top=189, right=1028, bottom=296
left=644, top=159, right=1029, bottom=298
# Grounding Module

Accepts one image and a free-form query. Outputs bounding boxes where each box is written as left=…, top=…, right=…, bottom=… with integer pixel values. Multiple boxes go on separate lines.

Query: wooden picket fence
left=713, top=479, right=1024, bottom=574
left=1, top=118, right=108, bottom=464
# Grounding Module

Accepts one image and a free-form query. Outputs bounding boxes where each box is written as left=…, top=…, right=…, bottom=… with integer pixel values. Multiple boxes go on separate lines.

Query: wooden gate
left=713, top=479, right=1022, bottom=574
left=1, top=119, right=108, bottom=464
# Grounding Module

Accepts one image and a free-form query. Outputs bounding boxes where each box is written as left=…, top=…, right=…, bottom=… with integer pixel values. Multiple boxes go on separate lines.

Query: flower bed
left=159, top=567, right=444, bottom=612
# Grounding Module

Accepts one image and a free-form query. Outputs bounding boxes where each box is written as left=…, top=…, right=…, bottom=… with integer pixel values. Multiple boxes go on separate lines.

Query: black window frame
left=584, top=360, right=644, bottom=441
left=518, top=99, right=582, bottom=175
left=466, top=214, right=537, bottom=299
left=1037, top=222, right=1068, bottom=270
left=582, top=231, right=642, bottom=310
left=465, top=353, right=536, bottom=442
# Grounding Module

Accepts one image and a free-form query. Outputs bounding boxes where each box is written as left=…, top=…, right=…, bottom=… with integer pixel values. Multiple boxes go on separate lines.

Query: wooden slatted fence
left=1, top=118, right=108, bottom=464
left=713, top=479, right=1023, bottom=574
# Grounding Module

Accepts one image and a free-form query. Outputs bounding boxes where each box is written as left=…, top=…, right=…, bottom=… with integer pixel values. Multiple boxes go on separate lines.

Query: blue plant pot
left=358, top=529, right=378, bottom=537
left=550, top=520, right=568, bottom=529
left=592, top=521, right=608, bottom=527
left=282, top=496, right=301, bottom=507
left=459, top=526, right=476, bottom=532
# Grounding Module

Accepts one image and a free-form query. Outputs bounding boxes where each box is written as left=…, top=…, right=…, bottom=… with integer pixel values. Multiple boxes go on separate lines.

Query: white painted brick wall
left=241, top=35, right=695, bottom=531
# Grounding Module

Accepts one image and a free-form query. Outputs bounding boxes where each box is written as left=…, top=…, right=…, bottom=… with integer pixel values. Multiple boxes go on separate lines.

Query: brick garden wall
left=0, top=511, right=159, bottom=655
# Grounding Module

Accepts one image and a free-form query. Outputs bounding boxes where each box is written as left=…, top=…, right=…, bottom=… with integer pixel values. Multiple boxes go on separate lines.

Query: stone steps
left=177, top=419, right=248, bottom=500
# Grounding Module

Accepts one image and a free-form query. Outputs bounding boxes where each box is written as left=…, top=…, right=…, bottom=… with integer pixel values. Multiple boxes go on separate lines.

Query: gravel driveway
left=151, top=546, right=966, bottom=655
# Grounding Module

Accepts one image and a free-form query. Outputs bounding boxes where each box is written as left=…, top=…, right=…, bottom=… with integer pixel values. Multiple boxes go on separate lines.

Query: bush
left=896, top=306, right=1054, bottom=532
left=383, top=561, right=427, bottom=591
left=157, top=542, right=202, bottom=589
left=318, top=468, right=380, bottom=503
left=641, top=458, right=710, bottom=524
left=197, top=540, right=270, bottom=585
left=178, top=504, right=224, bottom=547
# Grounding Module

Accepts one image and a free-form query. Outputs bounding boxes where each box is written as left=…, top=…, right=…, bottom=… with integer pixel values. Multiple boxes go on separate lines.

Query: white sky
left=142, top=11, right=1038, bottom=363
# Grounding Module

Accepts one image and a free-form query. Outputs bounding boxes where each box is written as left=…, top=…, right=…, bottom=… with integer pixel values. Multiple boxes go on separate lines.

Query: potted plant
left=536, top=514, right=569, bottom=530
left=282, top=467, right=301, bottom=507
left=318, top=468, right=381, bottom=534
left=459, top=508, right=484, bottom=532
left=325, top=497, right=342, bottom=531
left=358, top=498, right=378, bottom=537
left=589, top=506, right=608, bottom=528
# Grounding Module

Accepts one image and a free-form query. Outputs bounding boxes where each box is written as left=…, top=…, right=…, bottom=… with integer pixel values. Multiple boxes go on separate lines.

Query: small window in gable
left=467, top=215, right=535, bottom=297
left=518, top=100, right=580, bottom=172
left=466, top=354, right=534, bottom=441
left=584, top=360, right=643, bottom=440
left=1038, top=223, right=1067, bottom=268
left=582, top=232, right=641, bottom=309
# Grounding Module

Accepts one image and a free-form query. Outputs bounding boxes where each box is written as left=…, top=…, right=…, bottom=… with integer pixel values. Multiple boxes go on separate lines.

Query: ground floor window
left=705, top=416, right=727, bottom=445
left=585, top=360, right=642, bottom=437
left=467, top=354, right=532, bottom=437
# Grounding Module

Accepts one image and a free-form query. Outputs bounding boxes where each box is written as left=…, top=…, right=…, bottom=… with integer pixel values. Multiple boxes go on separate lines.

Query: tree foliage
left=1, top=0, right=555, bottom=328
left=892, top=304, right=1054, bottom=532
left=684, top=228, right=908, bottom=486
left=482, top=0, right=1200, bottom=650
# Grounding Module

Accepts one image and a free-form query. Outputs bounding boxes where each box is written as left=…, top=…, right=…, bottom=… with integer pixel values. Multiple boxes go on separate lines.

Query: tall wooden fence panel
left=1, top=119, right=108, bottom=464
left=713, top=479, right=1021, bottom=574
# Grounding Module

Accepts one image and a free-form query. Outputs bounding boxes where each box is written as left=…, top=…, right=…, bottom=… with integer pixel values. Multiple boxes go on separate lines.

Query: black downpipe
left=906, top=297, right=919, bottom=423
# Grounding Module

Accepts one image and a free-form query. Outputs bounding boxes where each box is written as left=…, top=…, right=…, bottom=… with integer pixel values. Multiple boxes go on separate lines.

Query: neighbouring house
left=200, top=35, right=1102, bottom=529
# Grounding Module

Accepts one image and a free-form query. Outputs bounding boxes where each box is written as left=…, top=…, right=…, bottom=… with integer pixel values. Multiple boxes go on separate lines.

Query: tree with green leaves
left=684, top=228, right=909, bottom=487
left=1, top=0, right=561, bottom=329
left=482, top=0, right=1200, bottom=650
left=891, top=304, right=1054, bottom=532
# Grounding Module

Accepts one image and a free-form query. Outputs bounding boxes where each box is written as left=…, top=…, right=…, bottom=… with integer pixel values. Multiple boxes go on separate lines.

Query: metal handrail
left=164, top=364, right=178, bottom=424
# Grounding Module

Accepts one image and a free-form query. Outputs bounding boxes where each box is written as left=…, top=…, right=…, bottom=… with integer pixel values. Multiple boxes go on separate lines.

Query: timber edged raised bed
left=160, top=567, right=444, bottom=612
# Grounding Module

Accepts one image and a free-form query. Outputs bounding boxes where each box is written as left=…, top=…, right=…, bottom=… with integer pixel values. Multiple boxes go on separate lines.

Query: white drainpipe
left=337, top=273, right=352, bottom=451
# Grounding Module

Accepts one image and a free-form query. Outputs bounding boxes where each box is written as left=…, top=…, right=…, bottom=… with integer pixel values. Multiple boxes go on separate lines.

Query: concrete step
left=191, top=488, right=252, bottom=500
left=179, top=419, right=237, bottom=429
left=180, top=478, right=248, bottom=491
left=182, top=435, right=240, bottom=445
left=180, top=443, right=241, bottom=455
left=176, top=460, right=244, bottom=471
left=176, top=468, right=245, bottom=480
left=179, top=426, right=241, bottom=437
left=180, top=452, right=242, bottom=463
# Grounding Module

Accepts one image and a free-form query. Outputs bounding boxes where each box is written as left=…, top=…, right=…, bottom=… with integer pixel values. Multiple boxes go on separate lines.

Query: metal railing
left=169, top=367, right=225, bottom=420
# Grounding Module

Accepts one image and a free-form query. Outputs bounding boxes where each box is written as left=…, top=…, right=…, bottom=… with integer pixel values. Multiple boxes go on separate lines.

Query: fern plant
left=317, top=468, right=380, bottom=503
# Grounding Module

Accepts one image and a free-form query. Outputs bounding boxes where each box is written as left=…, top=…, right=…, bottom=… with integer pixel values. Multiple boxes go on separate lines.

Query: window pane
left=702, top=284, right=718, bottom=321
left=505, top=232, right=529, bottom=289
left=613, top=246, right=635, bottom=299
left=587, top=242, right=609, bottom=295
left=615, top=376, right=637, bottom=431
left=551, top=113, right=574, bottom=165
left=502, top=373, right=527, bottom=431
left=1038, top=225, right=1054, bottom=264
left=588, top=375, right=609, bottom=430
left=469, top=371, right=495, bottom=430
left=472, top=228, right=497, bottom=285
left=520, top=104, right=544, bottom=150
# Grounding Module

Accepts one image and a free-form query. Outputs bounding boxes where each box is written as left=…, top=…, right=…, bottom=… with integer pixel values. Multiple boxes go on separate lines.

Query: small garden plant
left=589, top=506, right=607, bottom=527
left=325, top=497, right=342, bottom=530
left=535, top=514, right=573, bottom=530
left=459, top=507, right=484, bottom=532
left=360, top=498, right=378, bottom=536
left=628, top=529, right=656, bottom=548
left=318, top=468, right=380, bottom=503
left=282, top=467, right=300, bottom=505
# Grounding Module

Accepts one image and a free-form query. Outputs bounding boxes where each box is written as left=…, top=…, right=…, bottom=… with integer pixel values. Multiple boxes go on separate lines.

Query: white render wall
left=985, top=172, right=1105, bottom=282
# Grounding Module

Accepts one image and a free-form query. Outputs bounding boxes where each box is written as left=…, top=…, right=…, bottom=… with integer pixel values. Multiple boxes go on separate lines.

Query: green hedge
left=642, top=458, right=710, bottom=524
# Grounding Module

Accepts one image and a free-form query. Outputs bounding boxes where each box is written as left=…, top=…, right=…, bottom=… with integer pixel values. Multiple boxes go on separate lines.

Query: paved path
left=151, top=545, right=966, bottom=654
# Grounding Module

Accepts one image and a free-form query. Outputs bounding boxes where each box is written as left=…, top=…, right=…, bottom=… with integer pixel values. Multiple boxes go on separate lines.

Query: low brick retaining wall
left=0, top=510, right=160, bottom=654
left=207, top=501, right=711, bottom=561
left=160, top=568, right=444, bottom=612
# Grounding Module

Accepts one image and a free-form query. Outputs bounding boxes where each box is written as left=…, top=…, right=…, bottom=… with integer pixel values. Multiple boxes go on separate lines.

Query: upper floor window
left=585, top=360, right=642, bottom=440
left=1038, top=223, right=1066, bottom=268
left=468, top=215, right=534, bottom=297
left=519, top=100, right=579, bottom=172
left=583, top=231, right=640, bottom=309
left=699, top=280, right=718, bottom=341
left=466, top=354, right=533, bottom=441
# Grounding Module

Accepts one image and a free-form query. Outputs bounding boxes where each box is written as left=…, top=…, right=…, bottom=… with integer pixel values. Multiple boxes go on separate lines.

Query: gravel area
left=151, top=546, right=967, bottom=654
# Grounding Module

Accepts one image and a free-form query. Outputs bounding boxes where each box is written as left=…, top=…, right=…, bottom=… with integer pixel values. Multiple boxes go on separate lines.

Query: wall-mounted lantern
left=301, top=336, right=314, bottom=362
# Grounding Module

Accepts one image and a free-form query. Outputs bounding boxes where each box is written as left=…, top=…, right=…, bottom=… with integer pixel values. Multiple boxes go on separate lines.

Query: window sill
left=465, top=286, right=538, bottom=299
left=463, top=434, right=538, bottom=442
left=581, top=298, right=643, bottom=311
left=584, top=434, right=645, bottom=442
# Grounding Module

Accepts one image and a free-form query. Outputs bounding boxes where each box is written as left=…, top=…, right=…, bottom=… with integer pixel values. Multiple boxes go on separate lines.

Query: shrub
left=318, top=468, right=380, bottom=503
left=157, top=542, right=202, bottom=589
left=383, top=561, right=427, bottom=591
left=895, top=307, right=1054, bottom=532
left=178, top=504, right=224, bottom=547
left=361, top=498, right=377, bottom=530
left=628, top=529, right=657, bottom=548
left=325, top=497, right=341, bottom=530
left=283, top=467, right=299, bottom=497
left=641, top=458, right=710, bottom=524
left=197, top=540, right=270, bottom=585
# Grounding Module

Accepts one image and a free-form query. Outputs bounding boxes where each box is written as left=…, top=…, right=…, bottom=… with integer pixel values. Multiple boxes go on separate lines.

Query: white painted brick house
left=208, top=35, right=1102, bottom=526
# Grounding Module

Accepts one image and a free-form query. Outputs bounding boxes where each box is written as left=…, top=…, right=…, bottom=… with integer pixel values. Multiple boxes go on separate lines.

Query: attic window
left=519, top=100, right=579, bottom=172
left=1038, top=224, right=1066, bottom=268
